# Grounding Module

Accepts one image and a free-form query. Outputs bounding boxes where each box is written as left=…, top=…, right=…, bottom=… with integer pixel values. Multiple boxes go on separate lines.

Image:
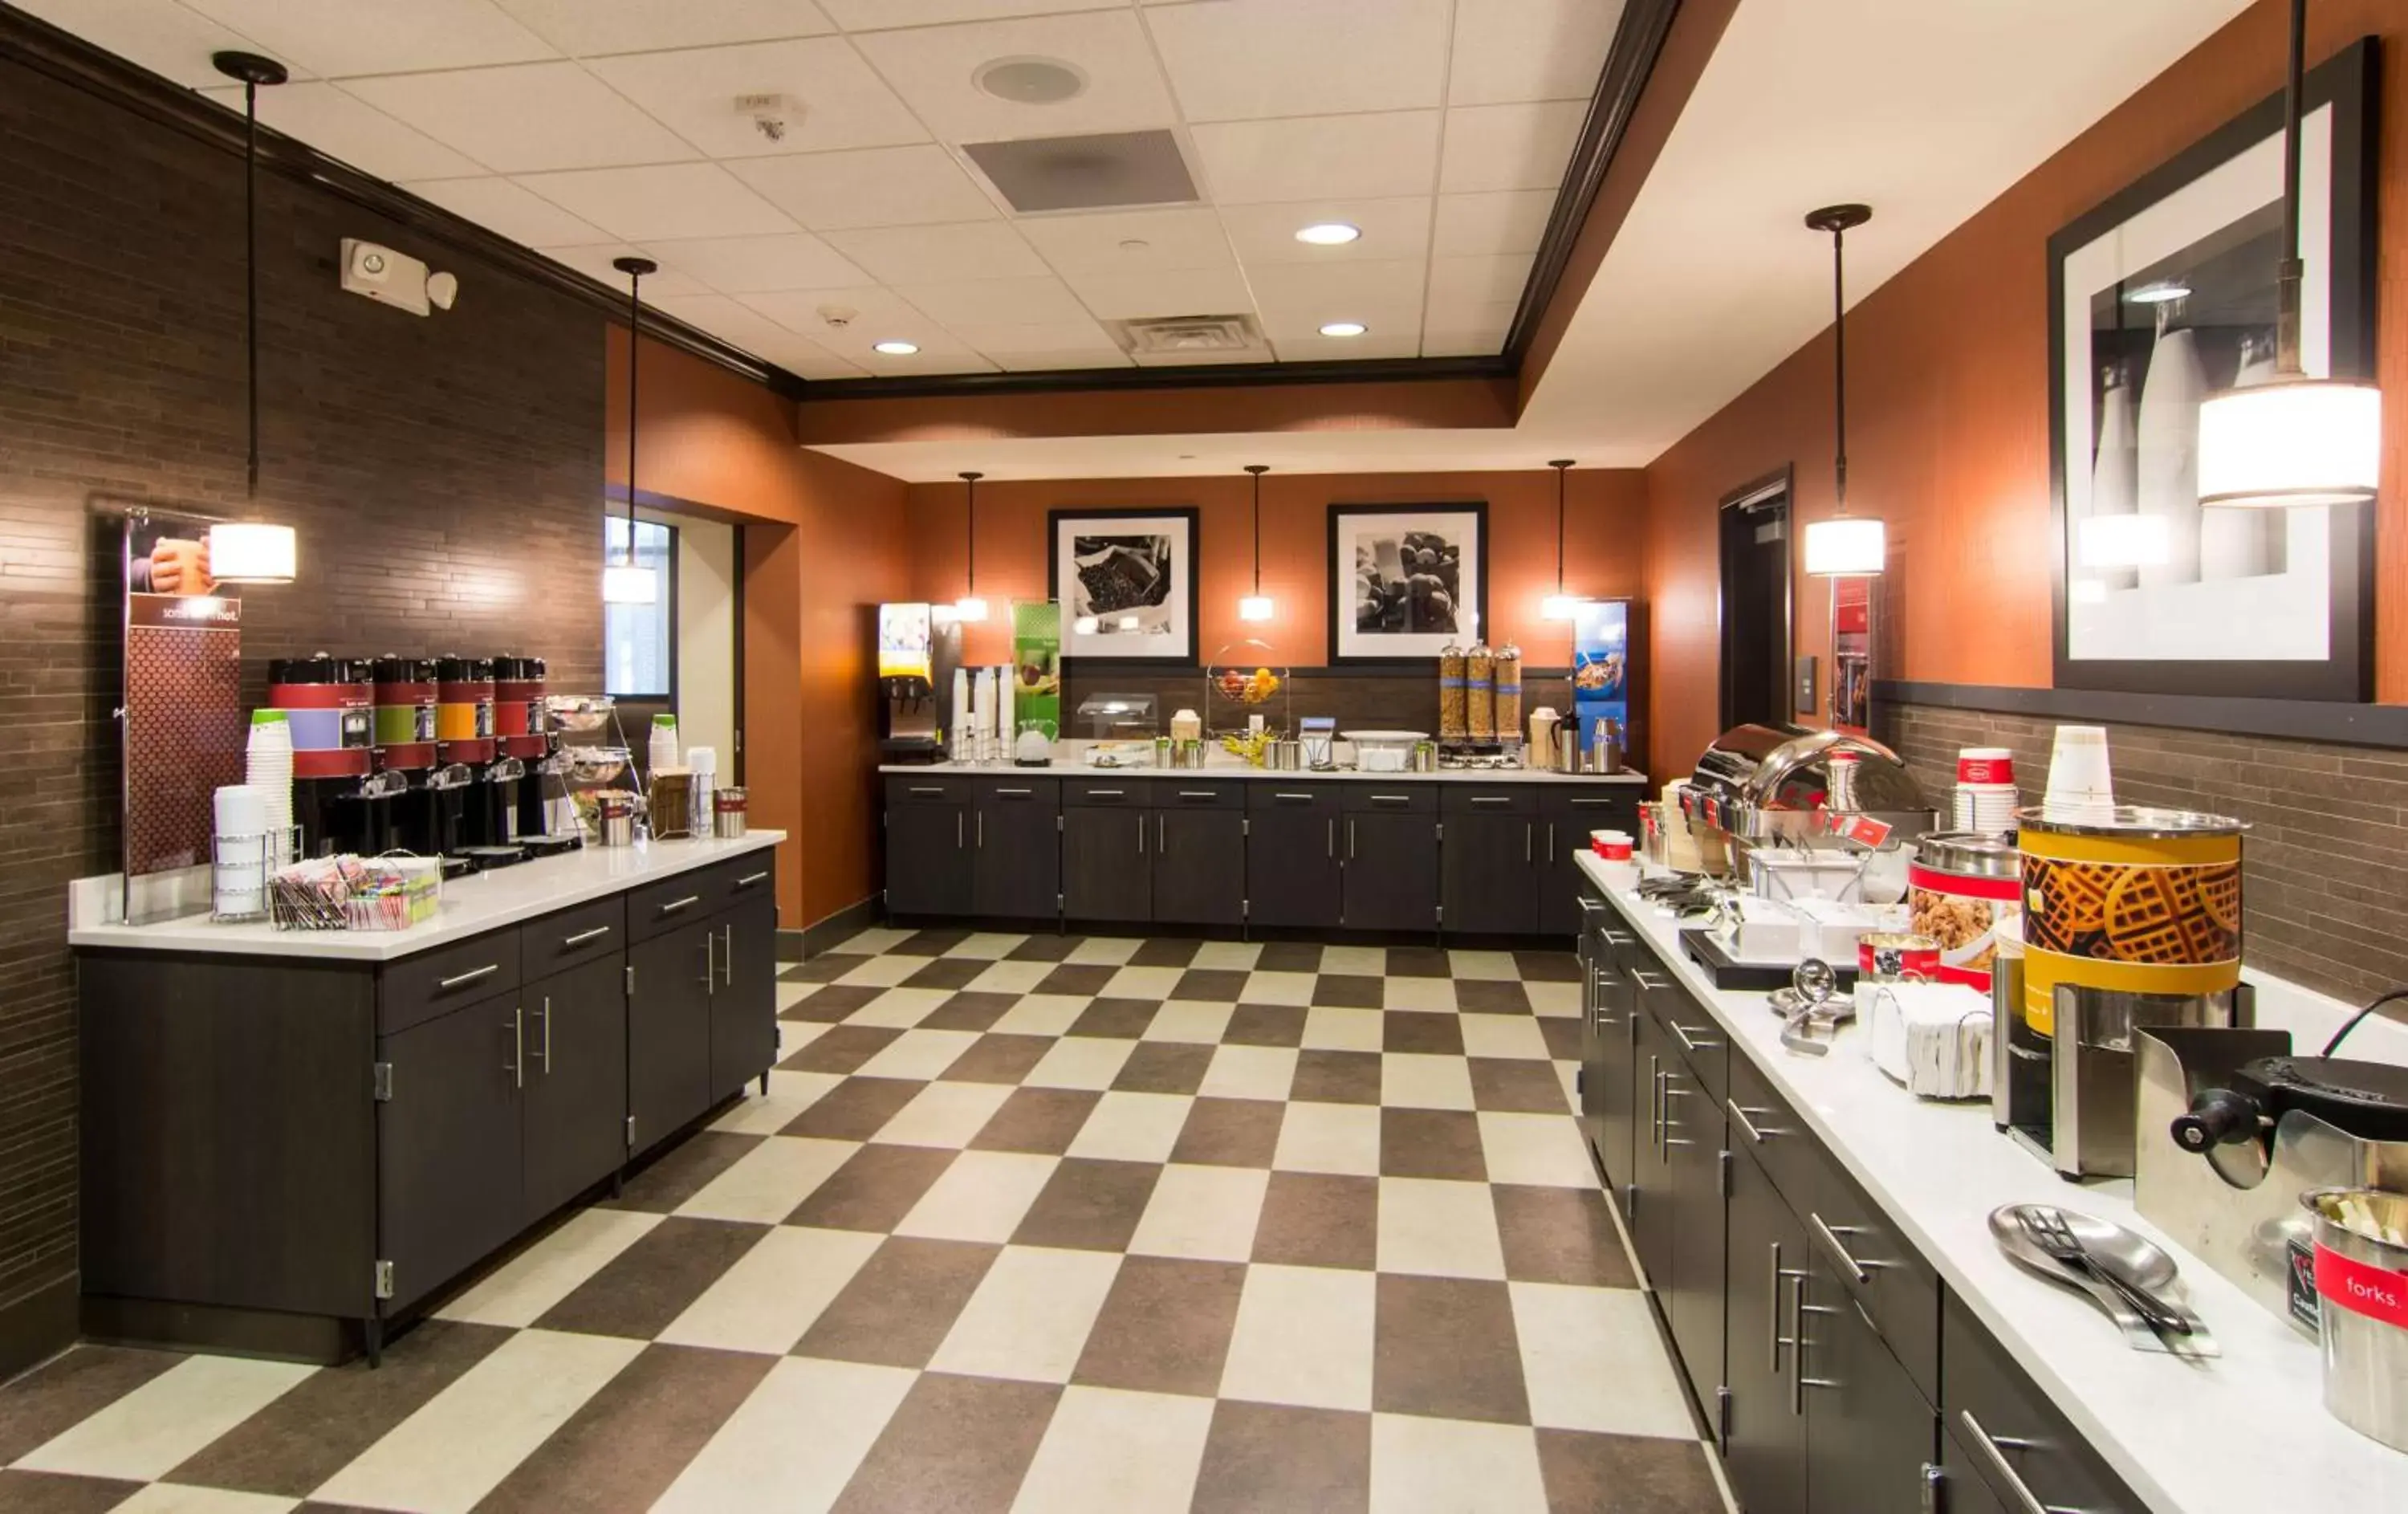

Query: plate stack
left=1953, top=747, right=2019, bottom=835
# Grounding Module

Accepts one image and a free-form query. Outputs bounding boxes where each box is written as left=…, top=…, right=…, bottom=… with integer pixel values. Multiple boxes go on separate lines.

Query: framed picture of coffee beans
left=1049, top=507, right=1199, bottom=665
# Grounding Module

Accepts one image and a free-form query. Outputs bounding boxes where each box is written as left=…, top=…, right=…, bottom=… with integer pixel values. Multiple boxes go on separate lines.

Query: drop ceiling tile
left=649, top=294, right=868, bottom=378
left=990, top=347, right=1133, bottom=372
left=181, top=0, right=555, bottom=77
left=1448, top=0, right=1625, bottom=104
left=516, top=162, right=796, bottom=241
left=1145, top=0, right=1447, bottom=122
left=639, top=233, right=869, bottom=293
left=346, top=63, right=697, bottom=174
left=538, top=243, right=711, bottom=298
left=1422, top=328, right=1511, bottom=358
left=1057, top=264, right=1256, bottom=321
left=1422, top=299, right=1517, bottom=356
left=1017, top=208, right=1233, bottom=276
left=1269, top=332, right=1423, bottom=363
left=1251, top=295, right=1426, bottom=344
left=942, top=315, right=1123, bottom=356
left=1426, top=253, right=1535, bottom=306
left=1130, top=348, right=1270, bottom=368
left=851, top=11, right=1176, bottom=143
left=729, top=144, right=998, bottom=230
left=200, top=82, right=481, bottom=181
left=823, top=1, right=1125, bottom=33
left=403, top=175, right=609, bottom=246
left=856, top=349, right=999, bottom=376
left=897, top=275, right=1090, bottom=327
left=584, top=38, right=926, bottom=159
left=820, top=222, right=1047, bottom=284
left=1217, top=197, right=1431, bottom=266
left=1438, top=100, right=1585, bottom=193
left=1191, top=113, right=1441, bottom=205
left=1431, top=189, right=1557, bottom=257
left=495, top=0, right=836, bottom=56
left=738, top=286, right=976, bottom=357
left=1247, top=259, right=1426, bottom=328
left=10, top=0, right=303, bottom=89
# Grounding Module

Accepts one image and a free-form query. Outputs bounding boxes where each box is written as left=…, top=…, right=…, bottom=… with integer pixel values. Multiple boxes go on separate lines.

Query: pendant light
left=1540, top=459, right=1582, bottom=619
left=603, top=256, right=659, bottom=605
left=2196, top=0, right=2382, bottom=508
left=1801, top=204, right=1885, bottom=577
left=207, top=51, right=298, bottom=586
left=954, top=470, right=989, bottom=621
left=1238, top=464, right=1274, bottom=621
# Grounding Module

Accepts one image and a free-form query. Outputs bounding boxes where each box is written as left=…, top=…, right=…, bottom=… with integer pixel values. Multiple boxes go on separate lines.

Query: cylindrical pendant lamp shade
left=2197, top=379, right=2381, bottom=508
left=602, top=563, right=657, bottom=604
left=1803, top=515, right=1885, bottom=577
left=209, top=522, right=296, bottom=584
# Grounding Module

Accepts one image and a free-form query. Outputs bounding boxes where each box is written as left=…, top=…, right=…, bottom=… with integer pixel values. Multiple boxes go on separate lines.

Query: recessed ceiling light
left=974, top=56, right=1088, bottom=105
left=1319, top=321, right=1367, bottom=337
left=872, top=340, right=918, bottom=356
left=1296, top=222, right=1361, bottom=246
left=2127, top=279, right=2192, bottom=304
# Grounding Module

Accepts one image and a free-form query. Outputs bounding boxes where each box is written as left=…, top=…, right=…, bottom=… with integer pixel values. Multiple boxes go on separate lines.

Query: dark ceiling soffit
left=0, top=3, right=809, bottom=401
left=791, top=352, right=1513, bottom=401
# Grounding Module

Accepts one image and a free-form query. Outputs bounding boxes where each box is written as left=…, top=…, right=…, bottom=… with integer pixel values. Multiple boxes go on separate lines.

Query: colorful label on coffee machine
left=1013, top=600, right=1061, bottom=732
left=1569, top=599, right=1629, bottom=754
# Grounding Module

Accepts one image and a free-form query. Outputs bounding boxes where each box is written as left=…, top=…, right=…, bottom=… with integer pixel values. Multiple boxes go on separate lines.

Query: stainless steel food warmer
left=1678, top=722, right=1937, bottom=853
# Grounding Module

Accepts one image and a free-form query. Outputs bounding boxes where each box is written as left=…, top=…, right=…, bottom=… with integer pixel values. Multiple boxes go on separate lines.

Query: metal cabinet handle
left=909, top=785, right=945, bottom=795
left=1958, top=1412, right=2081, bottom=1514
left=1789, top=1274, right=1810, bottom=1415
left=1276, top=792, right=1312, bottom=802
left=977, top=811, right=984, bottom=849
left=1808, top=1211, right=1875, bottom=1284
left=701, top=930, right=717, bottom=988
left=1156, top=814, right=1165, bottom=853
left=721, top=924, right=734, bottom=987
left=1369, top=794, right=1409, bottom=804
left=658, top=894, right=702, bottom=916
left=1576, top=897, right=1605, bottom=920
left=440, top=963, right=500, bottom=990
left=1348, top=819, right=1357, bottom=859
left=1671, top=1020, right=1722, bottom=1053
left=1727, top=1098, right=1782, bottom=1144
left=1631, top=968, right=1669, bottom=991
left=1648, top=1057, right=1663, bottom=1155
left=1088, top=788, right=1125, bottom=797
left=563, top=924, right=612, bottom=947
left=1471, top=796, right=1512, bottom=806
left=1548, top=823, right=1556, bottom=862
left=1178, top=790, right=1216, bottom=799
left=507, top=1005, right=523, bottom=1089
left=1327, top=818, right=1335, bottom=858
left=735, top=871, right=769, bottom=887
left=956, top=812, right=964, bottom=849
left=1525, top=821, right=1532, bottom=863
left=538, top=995, right=551, bottom=1074
left=1769, top=1242, right=1788, bottom=1373
left=1137, top=815, right=1145, bottom=854
left=1603, top=929, right=1636, bottom=947
left=995, top=788, right=1032, bottom=796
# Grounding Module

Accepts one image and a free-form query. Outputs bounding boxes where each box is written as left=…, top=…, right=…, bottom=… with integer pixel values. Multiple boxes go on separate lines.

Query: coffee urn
left=267, top=653, right=376, bottom=856
left=433, top=656, right=506, bottom=860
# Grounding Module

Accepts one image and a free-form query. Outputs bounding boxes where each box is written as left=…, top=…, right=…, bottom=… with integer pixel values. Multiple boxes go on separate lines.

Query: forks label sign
left=2315, top=1244, right=2408, bottom=1329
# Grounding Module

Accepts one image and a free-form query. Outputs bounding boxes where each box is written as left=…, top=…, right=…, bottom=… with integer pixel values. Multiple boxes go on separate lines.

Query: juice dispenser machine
left=877, top=602, right=962, bottom=763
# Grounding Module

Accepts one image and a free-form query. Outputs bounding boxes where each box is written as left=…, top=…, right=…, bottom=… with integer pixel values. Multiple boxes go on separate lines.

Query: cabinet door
left=1594, top=921, right=1643, bottom=1208
left=1062, top=806, right=1152, bottom=922
left=886, top=803, right=970, bottom=917
left=1153, top=808, right=1246, bottom=926
left=1724, top=1145, right=1810, bottom=1514
left=1247, top=805, right=1342, bottom=930
left=973, top=788, right=1060, bottom=919
left=1627, top=1007, right=1678, bottom=1292
left=1662, top=1057, right=1727, bottom=1406
left=377, top=995, right=523, bottom=1312
left=1935, top=1428, right=2011, bottom=1514
left=522, top=953, right=628, bottom=1224
left=711, top=893, right=779, bottom=1104
left=1541, top=792, right=1637, bottom=936
left=628, top=921, right=714, bottom=1156
left=1343, top=811, right=1439, bottom=931
left=1441, top=812, right=1538, bottom=935
left=1800, top=1251, right=1937, bottom=1514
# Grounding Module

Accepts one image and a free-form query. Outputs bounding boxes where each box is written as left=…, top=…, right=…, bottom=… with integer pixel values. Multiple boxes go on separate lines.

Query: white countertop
left=69, top=832, right=786, bottom=963
left=1574, top=851, right=2407, bottom=1512
left=881, top=755, right=1648, bottom=787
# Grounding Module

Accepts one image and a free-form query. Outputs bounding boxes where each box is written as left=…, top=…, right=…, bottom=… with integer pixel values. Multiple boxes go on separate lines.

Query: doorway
left=1719, top=470, right=1792, bottom=731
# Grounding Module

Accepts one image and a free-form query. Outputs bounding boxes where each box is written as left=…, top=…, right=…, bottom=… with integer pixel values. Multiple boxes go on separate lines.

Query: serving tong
left=1769, top=958, right=1851, bottom=1056
left=1987, top=1204, right=2216, bottom=1357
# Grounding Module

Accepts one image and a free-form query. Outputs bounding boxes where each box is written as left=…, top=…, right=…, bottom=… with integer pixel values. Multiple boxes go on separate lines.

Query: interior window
left=604, top=516, right=676, bottom=699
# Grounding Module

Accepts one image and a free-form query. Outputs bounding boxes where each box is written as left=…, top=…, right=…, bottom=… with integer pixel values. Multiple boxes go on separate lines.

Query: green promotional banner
left=1012, top=600, right=1062, bottom=736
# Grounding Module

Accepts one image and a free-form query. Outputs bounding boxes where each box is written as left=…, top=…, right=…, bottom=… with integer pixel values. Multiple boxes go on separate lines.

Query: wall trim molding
left=1877, top=680, right=2408, bottom=751
left=790, top=354, right=1512, bottom=401
left=0, top=1273, right=79, bottom=1386
left=799, top=897, right=883, bottom=959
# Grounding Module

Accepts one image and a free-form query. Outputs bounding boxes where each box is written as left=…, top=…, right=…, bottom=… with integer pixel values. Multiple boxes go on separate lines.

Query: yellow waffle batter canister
left=2015, top=807, right=2245, bottom=1036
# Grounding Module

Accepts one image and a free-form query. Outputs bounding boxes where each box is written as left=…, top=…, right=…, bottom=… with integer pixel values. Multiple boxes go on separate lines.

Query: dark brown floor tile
left=0, top=1471, right=140, bottom=1514
left=920, top=991, right=1021, bottom=1032
left=892, top=928, right=970, bottom=957
left=941, top=1033, right=1056, bottom=1085
left=1536, top=1428, right=1724, bottom=1513
left=470, top=1345, right=774, bottom=1514
left=1373, top=1273, right=1531, bottom=1424
left=831, top=1372, right=1059, bottom=1514
left=786, top=953, right=867, bottom=983
left=603, top=1132, right=767, bottom=1213
left=970, top=1087, right=1103, bottom=1154
left=1072, top=1256, right=1246, bottom=1396
left=1291, top=1049, right=1384, bottom=1105
left=783, top=1024, right=905, bottom=1075
left=1386, top=946, right=1454, bottom=978
left=1253, top=941, right=1324, bottom=973
left=1380, top=1108, right=1489, bottom=1181
left=902, top=957, right=987, bottom=991
left=1169, top=1097, right=1284, bottom=1167
left=0, top=1345, right=185, bottom=1464
left=1515, top=950, right=1583, bottom=983
left=1036, top=963, right=1118, bottom=996
left=535, top=1218, right=770, bottom=1339
left=1190, top=1402, right=1371, bottom=1514
left=1010, top=1157, right=1161, bottom=1251
left=780, top=983, right=882, bottom=1024
left=787, top=1145, right=958, bottom=1231
left=795, top=1238, right=998, bottom=1368
left=1384, top=1010, right=1466, bottom=1055
left=1068, top=997, right=1159, bottom=1039
left=168, top=1320, right=510, bottom=1496
left=1251, top=1172, right=1378, bottom=1270
left=1224, top=1003, right=1307, bottom=1047
left=1311, top=973, right=1385, bottom=1007
left=1540, top=1017, right=1583, bottom=1060
left=1129, top=937, right=1202, bottom=967
left=1110, top=1040, right=1214, bottom=1094
left=1470, top=1057, right=1574, bottom=1113
left=1170, top=967, right=1251, bottom=1002
left=1456, top=979, right=1535, bottom=1014
left=779, top=1077, right=921, bottom=1140
left=1494, top=1185, right=1636, bottom=1288
left=1005, top=934, right=1082, bottom=962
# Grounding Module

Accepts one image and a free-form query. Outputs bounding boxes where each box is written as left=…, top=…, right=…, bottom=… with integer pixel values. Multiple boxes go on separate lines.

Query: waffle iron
left=2174, top=1054, right=2408, bottom=1160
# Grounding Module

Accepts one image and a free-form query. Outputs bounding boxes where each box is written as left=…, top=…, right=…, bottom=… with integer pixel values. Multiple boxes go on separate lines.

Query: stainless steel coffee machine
left=877, top=602, right=963, bottom=764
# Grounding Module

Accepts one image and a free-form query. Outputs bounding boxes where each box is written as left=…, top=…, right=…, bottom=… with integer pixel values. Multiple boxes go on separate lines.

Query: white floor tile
left=675, top=1136, right=857, bottom=1223
left=1302, top=1005, right=1385, bottom=1052
left=112, top=1488, right=300, bottom=1514
left=852, top=1027, right=980, bottom=1081
left=1188, top=940, right=1259, bottom=971
left=874, top=1081, right=1016, bottom=1147
left=832, top=954, right=925, bottom=988
left=1024, top=1035, right=1137, bottom=1090
left=1218, top=1264, right=1376, bottom=1410
left=1239, top=970, right=1317, bottom=1006
left=1272, top=1101, right=1382, bottom=1175
left=1010, top=1386, right=1215, bottom=1514
left=990, top=994, right=1088, bottom=1036
left=1448, top=950, right=1522, bottom=982
left=1199, top=1044, right=1299, bottom=1101
left=1066, top=937, right=1143, bottom=965
left=657, top=1227, right=884, bottom=1355
left=14, top=1355, right=315, bottom=1481
left=1369, top=1414, right=1548, bottom=1513
left=929, top=1245, right=1123, bottom=1384
left=1065, top=1091, right=1194, bottom=1163
left=1381, top=977, right=1459, bottom=1013
left=436, top=1208, right=663, bottom=1328
left=775, top=981, right=816, bottom=1014
left=1104, top=964, right=1186, bottom=999
left=311, top=1330, right=641, bottom=1514
left=1382, top=1052, right=1477, bottom=1110
left=952, top=931, right=1029, bottom=959
left=965, top=958, right=1058, bottom=995
left=1460, top=1015, right=1552, bottom=1060
left=1511, top=1281, right=1696, bottom=1436
left=893, top=1150, right=1059, bottom=1242
left=1128, top=1163, right=1269, bottom=1262
left=710, top=1070, right=843, bottom=1134
left=843, top=987, right=954, bottom=1029
left=781, top=1022, right=833, bottom=1052
left=825, top=926, right=913, bottom=956
left=1143, top=1002, right=1235, bottom=1044
left=1478, top=1112, right=1596, bottom=1186
left=1377, top=1177, right=1507, bottom=1280
left=652, top=1356, right=915, bottom=1514
left=1527, top=982, right=1580, bottom=1018
left=1318, top=944, right=1388, bottom=976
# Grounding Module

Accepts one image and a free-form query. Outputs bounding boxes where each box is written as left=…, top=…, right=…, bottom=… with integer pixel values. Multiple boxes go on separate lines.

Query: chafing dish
left=1679, top=722, right=1936, bottom=857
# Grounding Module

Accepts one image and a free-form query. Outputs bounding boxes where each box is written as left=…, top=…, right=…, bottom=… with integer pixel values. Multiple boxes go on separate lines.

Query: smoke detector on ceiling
left=974, top=56, right=1087, bottom=104
left=734, top=92, right=798, bottom=143
left=816, top=303, right=858, bottom=328
left=1108, top=315, right=1265, bottom=357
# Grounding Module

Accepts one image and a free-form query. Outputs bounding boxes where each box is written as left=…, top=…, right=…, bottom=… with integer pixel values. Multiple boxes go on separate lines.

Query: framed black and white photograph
left=1328, top=503, right=1487, bottom=664
left=2048, top=39, right=2377, bottom=702
left=1049, top=507, right=1198, bottom=664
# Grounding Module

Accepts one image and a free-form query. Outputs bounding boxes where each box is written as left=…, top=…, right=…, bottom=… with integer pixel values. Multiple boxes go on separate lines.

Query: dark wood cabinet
left=376, top=991, right=523, bottom=1313
left=973, top=781, right=1060, bottom=919
left=1063, top=804, right=1152, bottom=922
left=1661, top=1052, right=1727, bottom=1409
left=1799, top=1243, right=1936, bottom=1514
left=711, top=892, right=779, bottom=1105
left=1629, top=1005, right=1678, bottom=1292
left=1153, top=807, right=1246, bottom=925
left=628, top=920, right=714, bottom=1157
left=1247, top=796, right=1341, bottom=930
left=1942, top=1296, right=2144, bottom=1514
left=1724, top=1142, right=1809, bottom=1514
left=885, top=800, right=970, bottom=917
left=1935, top=1426, right=2011, bottom=1514
left=1540, top=790, right=1638, bottom=936
left=521, top=952, right=629, bottom=1226
left=1344, top=808, right=1439, bottom=930
left=1578, top=897, right=1642, bottom=1218
left=1441, top=810, right=1539, bottom=934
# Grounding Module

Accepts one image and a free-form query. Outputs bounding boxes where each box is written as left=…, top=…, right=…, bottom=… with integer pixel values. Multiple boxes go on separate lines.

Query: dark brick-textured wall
left=0, top=54, right=604, bottom=1351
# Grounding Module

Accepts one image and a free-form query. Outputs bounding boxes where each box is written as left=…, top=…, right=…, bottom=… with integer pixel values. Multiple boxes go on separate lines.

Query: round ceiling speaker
left=974, top=56, right=1088, bottom=104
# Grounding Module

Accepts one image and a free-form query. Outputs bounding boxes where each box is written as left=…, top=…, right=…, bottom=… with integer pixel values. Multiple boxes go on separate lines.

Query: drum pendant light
left=604, top=257, right=659, bottom=605
left=1801, top=205, right=1885, bottom=577
left=954, top=471, right=989, bottom=621
left=1238, top=464, right=1274, bottom=621
left=207, top=51, right=298, bottom=586
left=1540, top=459, right=1582, bottom=619
left=2197, top=0, right=2381, bottom=508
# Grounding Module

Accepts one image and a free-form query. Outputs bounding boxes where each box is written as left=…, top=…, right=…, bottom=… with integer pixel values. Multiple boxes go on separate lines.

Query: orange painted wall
left=1641, top=0, right=2408, bottom=779
left=903, top=468, right=1650, bottom=669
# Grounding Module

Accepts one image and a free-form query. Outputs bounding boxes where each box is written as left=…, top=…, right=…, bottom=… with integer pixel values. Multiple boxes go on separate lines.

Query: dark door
left=1588, top=920, right=1641, bottom=1205
left=376, top=995, right=523, bottom=1312
left=711, top=893, right=779, bottom=1103
left=1628, top=1007, right=1678, bottom=1292
left=1247, top=804, right=1342, bottom=930
left=522, top=953, right=628, bottom=1224
left=1800, top=1251, right=1937, bottom=1514
left=1719, top=473, right=1792, bottom=731
left=1442, top=812, right=1537, bottom=934
left=1062, top=806, right=1151, bottom=922
left=1153, top=808, right=1246, bottom=926
left=1343, top=811, right=1438, bottom=931
left=973, top=786, right=1060, bottom=918
left=1662, top=1055, right=1727, bottom=1403
left=1725, top=1144, right=1810, bottom=1514
left=628, top=921, right=713, bottom=1155
left=886, top=803, right=970, bottom=916
left=1540, top=794, right=1637, bottom=936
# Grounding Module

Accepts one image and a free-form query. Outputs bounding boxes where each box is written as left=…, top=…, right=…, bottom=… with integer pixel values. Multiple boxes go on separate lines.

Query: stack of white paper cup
left=687, top=745, right=718, bottom=836
left=213, top=783, right=270, bottom=917
left=245, top=710, right=295, bottom=860
left=2040, top=726, right=2116, bottom=823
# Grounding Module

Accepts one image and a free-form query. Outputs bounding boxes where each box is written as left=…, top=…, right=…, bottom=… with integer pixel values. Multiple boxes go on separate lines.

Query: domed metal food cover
left=1686, top=722, right=1933, bottom=842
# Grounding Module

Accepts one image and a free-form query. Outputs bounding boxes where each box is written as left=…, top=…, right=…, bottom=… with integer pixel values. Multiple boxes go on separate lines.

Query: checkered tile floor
left=2, top=930, right=1727, bottom=1514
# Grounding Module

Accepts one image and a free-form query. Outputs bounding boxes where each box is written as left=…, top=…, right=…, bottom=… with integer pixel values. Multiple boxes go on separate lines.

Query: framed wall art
left=1328, top=503, right=1487, bottom=665
left=1048, top=507, right=1198, bottom=665
left=2048, top=38, right=2377, bottom=702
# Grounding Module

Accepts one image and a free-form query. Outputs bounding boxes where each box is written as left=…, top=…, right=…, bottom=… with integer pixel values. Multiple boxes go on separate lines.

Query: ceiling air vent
left=964, top=129, right=1198, bottom=214
left=1109, top=315, right=1265, bottom=357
